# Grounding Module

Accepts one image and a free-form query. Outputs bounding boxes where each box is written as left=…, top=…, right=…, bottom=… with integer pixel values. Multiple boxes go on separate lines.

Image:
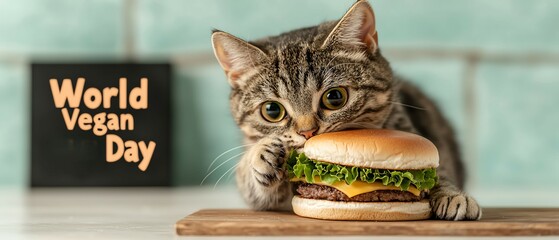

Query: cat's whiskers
left=207, top=143, right=255, bottom=173
left=389, top=101, right=428, bottom=111
left=226, top=162, right=238, bottom=184
left=213, top=162, right=240, bottom=190
left=201, top=151, right=246, bottom=185
left=324, top=54, right=339, bottom=70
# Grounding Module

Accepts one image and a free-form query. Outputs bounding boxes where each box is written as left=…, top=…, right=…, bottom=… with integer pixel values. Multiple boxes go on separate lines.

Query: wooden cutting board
left=176, top=208, right=559, bottom=236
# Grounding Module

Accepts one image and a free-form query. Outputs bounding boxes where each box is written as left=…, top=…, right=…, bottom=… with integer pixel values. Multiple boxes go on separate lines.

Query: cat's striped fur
left=211, top=0, right=481, bottom=220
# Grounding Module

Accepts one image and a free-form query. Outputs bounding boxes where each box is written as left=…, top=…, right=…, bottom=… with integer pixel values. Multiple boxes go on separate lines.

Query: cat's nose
left=298, top=128, right=317, bottom=139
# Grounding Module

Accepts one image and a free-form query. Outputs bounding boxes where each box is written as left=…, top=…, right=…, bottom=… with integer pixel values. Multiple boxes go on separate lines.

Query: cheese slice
left=291, top=176, right=421, bottom=198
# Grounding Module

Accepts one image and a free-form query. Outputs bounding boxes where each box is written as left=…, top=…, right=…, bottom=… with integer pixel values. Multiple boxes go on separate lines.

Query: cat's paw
left=250, top=138, right=287, bottom=188
left=431, top=192, right=482, bottom=221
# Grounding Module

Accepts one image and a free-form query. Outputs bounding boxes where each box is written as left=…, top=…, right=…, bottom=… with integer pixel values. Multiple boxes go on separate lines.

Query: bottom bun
left=292, top=195, right=431, bottom=221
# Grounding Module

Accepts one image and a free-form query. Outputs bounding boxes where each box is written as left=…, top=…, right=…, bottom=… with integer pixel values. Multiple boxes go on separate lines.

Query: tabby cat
left=211, top=0, right=481, bottom=220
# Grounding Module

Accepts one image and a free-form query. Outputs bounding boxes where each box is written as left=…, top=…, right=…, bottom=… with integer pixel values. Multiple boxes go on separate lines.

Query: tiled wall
left=0, top=0, right=558, bottom=191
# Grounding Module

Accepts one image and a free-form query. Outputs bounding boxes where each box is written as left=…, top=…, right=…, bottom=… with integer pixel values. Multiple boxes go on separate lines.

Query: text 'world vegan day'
left=49, top=77, right=155, bottom=171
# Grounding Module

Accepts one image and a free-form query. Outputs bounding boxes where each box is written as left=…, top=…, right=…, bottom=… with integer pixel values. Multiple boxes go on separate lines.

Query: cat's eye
left=261, top=101, right=286, bottom=123
left=321, top=87, right=348, bottom=110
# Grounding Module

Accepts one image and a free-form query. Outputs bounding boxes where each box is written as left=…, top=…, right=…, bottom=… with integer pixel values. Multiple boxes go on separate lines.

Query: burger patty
left=296, top=183, right=425, bottom=202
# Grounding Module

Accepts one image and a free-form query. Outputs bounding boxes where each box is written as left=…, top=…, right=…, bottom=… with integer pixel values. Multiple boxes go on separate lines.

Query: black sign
left=31, top=63, right=171, bottom=186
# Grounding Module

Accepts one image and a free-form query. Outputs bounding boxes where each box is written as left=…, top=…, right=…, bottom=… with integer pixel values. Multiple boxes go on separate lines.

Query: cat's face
left=212, top=0, right=393, bottom=149
left=228, top=44, right=394, bottom=149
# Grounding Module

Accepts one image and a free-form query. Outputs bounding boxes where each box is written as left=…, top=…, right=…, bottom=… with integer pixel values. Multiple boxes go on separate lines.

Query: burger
left=287, top=129, right=439, bottom=221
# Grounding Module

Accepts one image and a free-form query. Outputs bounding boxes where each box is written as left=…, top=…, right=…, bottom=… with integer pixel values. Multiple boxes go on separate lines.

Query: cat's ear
left=211, top=30, right=268, bottom=87
left=321, top=0, right=378, bottom=53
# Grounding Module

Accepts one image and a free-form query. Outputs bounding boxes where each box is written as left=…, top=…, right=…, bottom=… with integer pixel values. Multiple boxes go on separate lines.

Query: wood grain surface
left=176, top=208, right=559, bottom=236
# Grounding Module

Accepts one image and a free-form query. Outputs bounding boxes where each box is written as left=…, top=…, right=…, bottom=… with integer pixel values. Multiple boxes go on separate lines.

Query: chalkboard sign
left=31, top=63, right=171, bottom=186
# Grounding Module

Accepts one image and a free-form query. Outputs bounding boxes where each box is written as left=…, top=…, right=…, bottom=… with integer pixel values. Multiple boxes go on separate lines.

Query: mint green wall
left=0, top=0, right=558, bottom=191
left=0, top=63, right=27, bottom=186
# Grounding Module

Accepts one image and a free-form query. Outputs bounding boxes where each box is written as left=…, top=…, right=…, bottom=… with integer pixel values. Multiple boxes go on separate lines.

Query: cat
left=210, top=0, right=481, bottom=220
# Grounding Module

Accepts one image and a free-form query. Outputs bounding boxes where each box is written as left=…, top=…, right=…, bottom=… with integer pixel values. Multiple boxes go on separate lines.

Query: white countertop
left=0, top=186, right=557, bottom=240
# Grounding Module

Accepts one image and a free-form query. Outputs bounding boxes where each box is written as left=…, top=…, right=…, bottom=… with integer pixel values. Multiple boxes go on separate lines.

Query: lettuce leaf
left=287, top=151, right=438, bottom=191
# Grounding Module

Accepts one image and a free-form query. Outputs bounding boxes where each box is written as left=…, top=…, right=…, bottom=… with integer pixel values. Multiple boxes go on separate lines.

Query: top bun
left=303, top=129, right=439, bottom=170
